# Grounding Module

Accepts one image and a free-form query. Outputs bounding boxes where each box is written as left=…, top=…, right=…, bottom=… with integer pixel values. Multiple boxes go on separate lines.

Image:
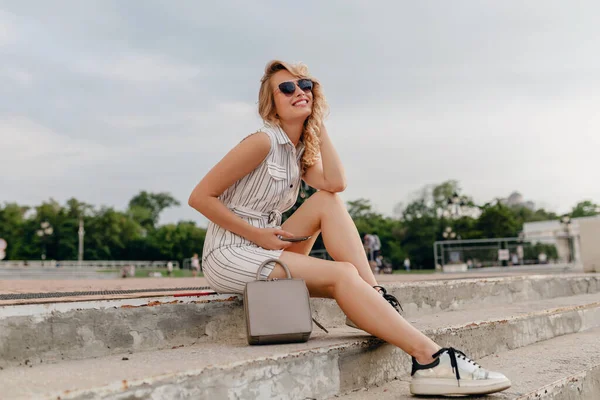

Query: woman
left=188, top=60, right=510, bottom=396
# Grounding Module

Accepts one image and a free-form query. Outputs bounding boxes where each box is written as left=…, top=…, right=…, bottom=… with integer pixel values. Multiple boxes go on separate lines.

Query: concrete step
left=1, top=292, right=599, bottom=399
left=334, top=327, right=600, bottom=400
left=2, top=274, right=599, bottom=366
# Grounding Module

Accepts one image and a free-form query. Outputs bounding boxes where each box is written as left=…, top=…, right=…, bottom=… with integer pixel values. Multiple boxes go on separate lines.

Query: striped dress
left=201, top=123, right=305, bottom=294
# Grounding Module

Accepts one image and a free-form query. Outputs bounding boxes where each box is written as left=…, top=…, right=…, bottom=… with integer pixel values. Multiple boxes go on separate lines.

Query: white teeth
left=294, top=100, right=308, bottom=106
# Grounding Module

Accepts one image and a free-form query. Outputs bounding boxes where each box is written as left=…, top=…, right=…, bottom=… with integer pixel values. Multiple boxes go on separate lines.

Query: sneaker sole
left=410, top=378, right=511, bottom=396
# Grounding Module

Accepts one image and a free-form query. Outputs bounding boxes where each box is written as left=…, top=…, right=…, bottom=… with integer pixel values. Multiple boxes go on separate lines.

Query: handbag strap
left=312, top=317, right=329, bottom=333
left=256, top=258, right=292, bottom=280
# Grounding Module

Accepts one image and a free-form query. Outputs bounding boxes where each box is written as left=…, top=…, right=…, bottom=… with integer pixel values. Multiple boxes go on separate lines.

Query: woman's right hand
left=251, top=228, right=295, bottom=250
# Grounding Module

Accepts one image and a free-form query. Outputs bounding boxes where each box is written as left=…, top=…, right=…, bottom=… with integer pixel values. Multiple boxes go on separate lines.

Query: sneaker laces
left=373, top=285, right=403, bottom=312
left=432, top=347, right=480, bottom=386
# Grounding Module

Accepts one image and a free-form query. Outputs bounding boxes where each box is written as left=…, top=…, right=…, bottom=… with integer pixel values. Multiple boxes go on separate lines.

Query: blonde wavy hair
left=258, top=60, right=329, bottom=172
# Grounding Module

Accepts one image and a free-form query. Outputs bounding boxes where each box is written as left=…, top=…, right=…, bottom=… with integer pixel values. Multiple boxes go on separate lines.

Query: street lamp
left=560, top=215, right=572, bottom=263
left=446, top=192, right=466, bottom=218
left=442, top=226, right=456, bottom=240
left=78, top=217, right=85, bottom=266
left=36, top=221, right=53, bottom=265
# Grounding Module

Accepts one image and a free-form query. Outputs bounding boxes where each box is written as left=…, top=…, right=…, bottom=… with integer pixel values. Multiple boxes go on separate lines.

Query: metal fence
left=433, top=236, right=566, bottom=269
left=180, top=249, right=333, bottom=272
left=0, top=260, right=180, bottom=269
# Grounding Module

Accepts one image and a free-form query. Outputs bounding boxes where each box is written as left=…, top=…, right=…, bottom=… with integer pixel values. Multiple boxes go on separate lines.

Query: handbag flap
left=245, top=279, right=312, bottom=337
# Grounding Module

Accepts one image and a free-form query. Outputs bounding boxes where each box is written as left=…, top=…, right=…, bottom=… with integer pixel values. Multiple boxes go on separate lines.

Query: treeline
left=0, top=182, right=597, bottom=268
left=0, top=192, right=205, bottom=263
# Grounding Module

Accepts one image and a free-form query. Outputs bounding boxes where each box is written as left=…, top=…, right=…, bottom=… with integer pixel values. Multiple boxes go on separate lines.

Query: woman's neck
left=279, top=120, right=303, bottom=145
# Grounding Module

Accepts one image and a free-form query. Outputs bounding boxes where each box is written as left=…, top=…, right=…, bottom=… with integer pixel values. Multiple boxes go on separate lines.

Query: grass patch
left=392, top=269, right=436, bottom=274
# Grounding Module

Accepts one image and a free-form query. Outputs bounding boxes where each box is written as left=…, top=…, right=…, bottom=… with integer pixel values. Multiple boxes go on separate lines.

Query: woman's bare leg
left=270, top=251, right=440, bottom=364
left=281, top=191, right=378, bottom=286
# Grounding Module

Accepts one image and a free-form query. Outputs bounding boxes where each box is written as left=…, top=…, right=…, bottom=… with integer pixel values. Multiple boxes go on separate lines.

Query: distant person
left=404, top=257, right=411, bottom=272
left=371, top=233, right=382, bottom=260
left=382, top=258, right=393, bottom=274
left=375, top=254, right=384, bottom=274
left=121, top=264, right=134, bottom=278
left=166, top=261, right=173, bottom=277
left=363, top=233, right=374, bottom=261
left=511, top=253, right=519, bottom=266
left=191, top=253, right=200, bottom=277
left=187, top=59, right=510, bottom=396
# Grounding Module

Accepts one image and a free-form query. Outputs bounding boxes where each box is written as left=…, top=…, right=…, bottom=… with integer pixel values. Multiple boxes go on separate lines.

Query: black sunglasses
left=277, top=79, right=313, bottom=96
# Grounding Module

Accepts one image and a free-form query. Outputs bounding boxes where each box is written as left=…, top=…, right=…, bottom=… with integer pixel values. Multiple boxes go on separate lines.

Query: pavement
left=0, top=263, right=582, bottom=306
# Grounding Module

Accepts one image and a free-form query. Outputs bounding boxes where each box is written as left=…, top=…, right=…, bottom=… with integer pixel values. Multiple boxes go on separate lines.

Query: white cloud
left=102, top=101, right=260, bottom=148
left=1, top=1, right=600, bottom=223
left=0, top=10, right=17, bottom=47
left=0, top=117, right=110, bottom=179
left=215, top=102, right=256, bottom=116
left=0, top=67, right=33, bottom=86
left=75, top=53, right=202, bottom=83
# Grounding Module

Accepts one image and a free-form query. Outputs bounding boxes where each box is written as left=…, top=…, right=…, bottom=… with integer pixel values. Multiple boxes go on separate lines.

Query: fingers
left=275, top=229, right=294, bottom=238
left=273, top=230, right=293, bottom=250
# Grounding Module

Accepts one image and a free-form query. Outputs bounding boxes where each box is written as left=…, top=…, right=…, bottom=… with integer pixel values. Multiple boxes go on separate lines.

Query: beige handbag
left=244, top=258, right=327, bottom=345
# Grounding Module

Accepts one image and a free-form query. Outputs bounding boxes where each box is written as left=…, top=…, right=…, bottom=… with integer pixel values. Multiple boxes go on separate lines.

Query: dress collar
left=268, top=123, right=293, bottom=146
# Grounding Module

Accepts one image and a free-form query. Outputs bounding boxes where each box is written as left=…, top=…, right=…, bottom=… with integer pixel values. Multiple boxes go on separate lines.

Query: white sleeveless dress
left=201, top=123, right=305, bottom=294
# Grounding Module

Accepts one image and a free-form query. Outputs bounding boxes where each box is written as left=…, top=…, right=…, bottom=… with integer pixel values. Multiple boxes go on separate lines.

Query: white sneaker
left=346, top=285, right=403, bottom=329
left=410, top=347, right=511, bottom=396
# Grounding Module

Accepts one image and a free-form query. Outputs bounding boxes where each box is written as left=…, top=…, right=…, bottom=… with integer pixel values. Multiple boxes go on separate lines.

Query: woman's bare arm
left=302, top=123, right=347, bottom=192
left=188, top=132, right=293, bottom=248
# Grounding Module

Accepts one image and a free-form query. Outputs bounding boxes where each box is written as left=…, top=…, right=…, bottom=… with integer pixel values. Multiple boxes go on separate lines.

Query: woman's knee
left=325, top=262, right=361, bottom=294
left=336, top=261, right=360, bottom=279
left=312, top=190, right=343, bottom=207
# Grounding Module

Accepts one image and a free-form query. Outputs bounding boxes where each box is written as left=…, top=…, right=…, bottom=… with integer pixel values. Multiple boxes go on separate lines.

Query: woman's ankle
left=413, top=346, right=441, bottom=365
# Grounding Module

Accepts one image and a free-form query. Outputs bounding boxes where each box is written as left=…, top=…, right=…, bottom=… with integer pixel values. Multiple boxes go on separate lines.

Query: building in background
left=500, top=191, right=536, bottom=210
left=523, top=215, right=600, bottom=265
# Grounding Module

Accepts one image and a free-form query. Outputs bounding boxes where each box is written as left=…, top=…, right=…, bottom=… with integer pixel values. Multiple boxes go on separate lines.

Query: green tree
left=476, top=202, right=520, bottom=238
left=432, top=180, right=461, bottom=208
left=347, top=199, right=405, bottom=267
left=0, top=195, right=206, bottom=263
left=396, top=181, right=475, bottom=269
left=401, top=211, right=438, bottom=269
left=0, top=203, right=29, bottom=260
left=509, top=205, right=558, bottom=228
left=128, top=191, right=181, bottom=231
left=347, top=198, right=379, bottom=220
left=570, top=200, right=599, bottom=218
left=84, top=207, right=144, bottom=260
left=449, top=216, right=482, bottom=240
left=147, top=221, right=206, bottom=262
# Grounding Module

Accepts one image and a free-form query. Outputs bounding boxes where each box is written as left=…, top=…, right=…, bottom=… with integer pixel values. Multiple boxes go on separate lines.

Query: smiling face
left=271, top=69, right=313, bottom=123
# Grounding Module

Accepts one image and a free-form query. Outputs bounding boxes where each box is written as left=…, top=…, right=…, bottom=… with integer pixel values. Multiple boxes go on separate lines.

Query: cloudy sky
left=1, top=1, right=599, bottom=226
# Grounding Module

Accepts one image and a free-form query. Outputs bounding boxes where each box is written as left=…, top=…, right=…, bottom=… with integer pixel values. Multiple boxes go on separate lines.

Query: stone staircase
left=1, top=273, right=599, bottom=399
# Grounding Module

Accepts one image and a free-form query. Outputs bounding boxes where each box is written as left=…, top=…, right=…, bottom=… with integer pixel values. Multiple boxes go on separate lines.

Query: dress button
left=289, top=184, right=293, bottom=188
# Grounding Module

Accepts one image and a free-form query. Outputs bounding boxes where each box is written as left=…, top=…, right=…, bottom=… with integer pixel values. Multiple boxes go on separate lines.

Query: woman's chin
left=282, top=109, right=311, bottom=121
left=295, top=108, right=312, bottom=118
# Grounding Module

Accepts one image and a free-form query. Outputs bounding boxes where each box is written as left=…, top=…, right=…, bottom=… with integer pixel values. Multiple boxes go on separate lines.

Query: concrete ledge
left=2, top=294, right=600, bottom=399
left=335, top=328, right=600, bottom=400
left=1, top=275, right=599, bottom=367
left=517, top=364, right=600, bottom=400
